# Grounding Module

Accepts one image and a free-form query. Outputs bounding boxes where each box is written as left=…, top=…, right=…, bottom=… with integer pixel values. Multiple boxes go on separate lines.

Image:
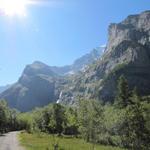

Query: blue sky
left=0, top=0, right=150, bottom=85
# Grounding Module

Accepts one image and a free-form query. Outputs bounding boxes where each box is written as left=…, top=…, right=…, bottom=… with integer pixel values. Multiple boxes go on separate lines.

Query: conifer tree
left=121, top=88, right=150, bottom=149
left=115, top=75, right=130, bottom=108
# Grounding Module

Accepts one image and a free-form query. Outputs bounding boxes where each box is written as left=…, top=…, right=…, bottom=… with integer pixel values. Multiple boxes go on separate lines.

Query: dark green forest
left=0, top=76, right=150, bottom=150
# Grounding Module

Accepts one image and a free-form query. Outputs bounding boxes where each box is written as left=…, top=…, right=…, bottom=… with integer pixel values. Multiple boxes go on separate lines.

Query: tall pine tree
left=115, top=75, right=130, bottom=108
left=119, top=88, right=150, bottom=149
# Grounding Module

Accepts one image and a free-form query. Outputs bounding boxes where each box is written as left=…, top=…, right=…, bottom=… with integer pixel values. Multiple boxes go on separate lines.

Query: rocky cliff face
left=58, top=10, right=150, bottom=104
left=107, top=11, right=150, bottom=52
left=97, top=10, right=150, bottom=100
left=0, top=62, right=62, bottom=111
left=50, top=47, right=104, bottom=75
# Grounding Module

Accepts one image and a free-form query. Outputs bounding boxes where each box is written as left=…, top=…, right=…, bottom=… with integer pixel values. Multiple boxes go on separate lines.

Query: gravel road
left=0, top=131, right=25, bottom=150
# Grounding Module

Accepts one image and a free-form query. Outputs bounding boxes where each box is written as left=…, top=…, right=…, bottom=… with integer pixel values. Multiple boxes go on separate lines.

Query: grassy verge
left=19, top=132, right=124, bottom=150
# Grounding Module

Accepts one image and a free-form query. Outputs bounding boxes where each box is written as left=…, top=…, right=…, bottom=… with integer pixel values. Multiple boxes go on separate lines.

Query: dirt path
left=0, top=131, right=25, bottom=150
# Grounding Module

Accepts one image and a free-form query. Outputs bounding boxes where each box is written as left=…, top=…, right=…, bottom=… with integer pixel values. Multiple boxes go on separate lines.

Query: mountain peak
left=32, top=60, right=46, bottom=65
left=22, top=61, right=56, bottom=77
left=30, top=61, right=49, bottom=69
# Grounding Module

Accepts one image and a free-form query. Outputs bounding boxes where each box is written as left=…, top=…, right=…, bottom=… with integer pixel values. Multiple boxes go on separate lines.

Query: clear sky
left=0, top=0, right=150, bottom=85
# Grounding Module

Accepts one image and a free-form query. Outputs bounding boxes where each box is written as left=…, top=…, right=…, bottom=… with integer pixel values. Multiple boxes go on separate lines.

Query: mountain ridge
left=0, top=85, right=12, bottom=94
left=50, top=47, right=104, bottom=75
left=0, top=47, right=104, bottom=111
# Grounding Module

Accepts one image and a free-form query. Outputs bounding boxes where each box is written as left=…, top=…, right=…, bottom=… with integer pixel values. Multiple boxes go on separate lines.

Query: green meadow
left=19, top=132, right=124, bottom=150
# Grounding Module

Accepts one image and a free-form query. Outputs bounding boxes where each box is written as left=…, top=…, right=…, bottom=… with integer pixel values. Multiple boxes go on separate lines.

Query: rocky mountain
left=58, top=10, right=150, bottom=104
left=0, top=61, right=61, bottom=111
left=50, top=47, right=104, bottom=75
left=1, top=10, right=150, bottom=111
left=0, top=48, right=103, bottom=111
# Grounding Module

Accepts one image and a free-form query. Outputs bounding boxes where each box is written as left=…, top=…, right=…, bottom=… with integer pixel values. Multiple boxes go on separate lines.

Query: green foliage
left=17, top=112, right=34, bottom=133
left=19, top=132, right=125, bottom=150
left=64, top=107, right=78, bottom=135
left=22, top=104, right=78, bottom=136
left=8, top=109, right=20, bottom=131
left=78, top=99, right=104, bottom=143
left=48, top=104, right=66, bottom=135
left=0, top=100, right=22, bottom=133
left=119, top=89, right=150, bottom=149
left=114, top=77, right=150, bottom=149
left=1, top=78, right=150, bottom=150
left=115, top=75, right=131, bottom=108
left=15, top=89, right=150, bottom=149
left=0, top=100, right=9, bottom=133
left=142, top=101, right=150, bottom=133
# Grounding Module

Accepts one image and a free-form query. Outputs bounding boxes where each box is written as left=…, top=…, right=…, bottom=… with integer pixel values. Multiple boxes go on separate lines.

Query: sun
left=0, top=0, right=29, bottom=17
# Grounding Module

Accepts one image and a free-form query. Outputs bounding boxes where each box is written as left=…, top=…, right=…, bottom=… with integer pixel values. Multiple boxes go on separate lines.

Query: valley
left=0, top=10, right=150, bottom=150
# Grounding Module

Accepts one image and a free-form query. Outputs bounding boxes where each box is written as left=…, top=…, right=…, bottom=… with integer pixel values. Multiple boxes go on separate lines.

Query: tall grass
left=19, top=132, right=125, bottom=150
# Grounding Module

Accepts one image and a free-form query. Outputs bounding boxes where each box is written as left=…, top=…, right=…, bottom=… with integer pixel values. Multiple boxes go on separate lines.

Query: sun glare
left=0, top=0, right=29, bottom=17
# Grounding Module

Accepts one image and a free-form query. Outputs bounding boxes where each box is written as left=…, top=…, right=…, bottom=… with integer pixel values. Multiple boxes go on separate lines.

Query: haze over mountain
left=0, top=85, right=11, bottom=94
left=0, top=48, right=104, bottom=111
